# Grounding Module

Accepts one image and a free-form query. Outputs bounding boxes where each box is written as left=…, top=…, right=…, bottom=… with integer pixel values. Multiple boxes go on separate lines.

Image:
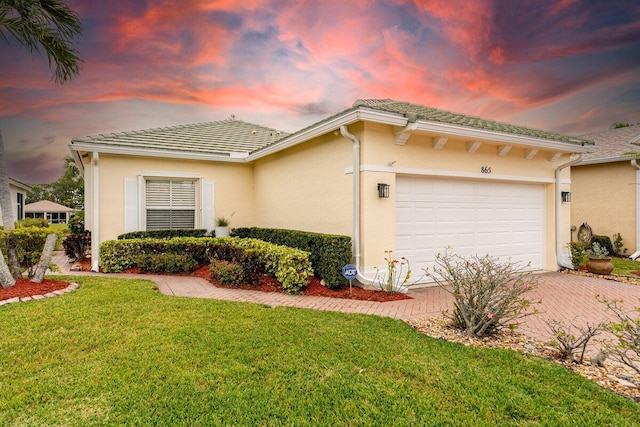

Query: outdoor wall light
left=378, top=183, right=390, bottom=198
left=561, top=191, right=571, bottom=203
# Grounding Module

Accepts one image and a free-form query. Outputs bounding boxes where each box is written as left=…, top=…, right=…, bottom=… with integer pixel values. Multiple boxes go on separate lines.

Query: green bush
left=118, top=229, right=209, bottom=240
left=100, top=237, right=312, bottom=293
left=0, top=226, right=57, bottom=278
left=228, top=237, right=313, bottom=294
left=136, top=253, right=196, bottom=274
left=231, top=227, right=351, bottom=289
left=63, top=232, right=91, bottom=262
left=68, top=211, right=85, bottom=234
left=16, top=218, right=49, bottom=228
left=210, top=259, right=244, bottom=286
left=100, top=237, right=215, bottom=272
left=591, top=236, right=614, bottom=257
left=567, top=241, right=589, bottom=269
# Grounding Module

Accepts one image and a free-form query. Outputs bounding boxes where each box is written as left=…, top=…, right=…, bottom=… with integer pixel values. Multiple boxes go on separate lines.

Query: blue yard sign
left=342, top=264, right=358, bottom=280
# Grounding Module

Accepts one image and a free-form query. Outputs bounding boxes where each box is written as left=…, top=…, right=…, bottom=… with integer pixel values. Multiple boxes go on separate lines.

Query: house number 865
left=481, top=166, right=491, bottom=174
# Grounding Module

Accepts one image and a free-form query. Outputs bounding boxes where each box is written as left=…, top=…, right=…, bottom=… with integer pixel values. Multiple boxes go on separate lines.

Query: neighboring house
left=25, top=200, right=76, bottom=224
left=571, top=125, right=640, bottom=255
left=69, top=99, right=596, bottom=282
left=0, top=177, right=31, bottom=227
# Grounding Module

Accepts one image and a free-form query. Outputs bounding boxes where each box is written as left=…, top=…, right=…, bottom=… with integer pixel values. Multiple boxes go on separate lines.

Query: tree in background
left=0, top=0, right=82, bottom=286
left=27, top=157, right=84, bottom=210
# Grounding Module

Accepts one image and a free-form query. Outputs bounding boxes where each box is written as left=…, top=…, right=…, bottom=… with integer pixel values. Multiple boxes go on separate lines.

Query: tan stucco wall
left=0, top=184, right=27, bottom=227
left=92, top=154, right=254, bottom=244
left=252, top=132, right=353, bottom=236
left=571, top=161, right=637, bottom=253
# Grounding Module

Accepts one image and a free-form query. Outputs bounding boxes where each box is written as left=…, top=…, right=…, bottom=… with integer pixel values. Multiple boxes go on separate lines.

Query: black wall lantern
left=561, top=191, right=571, bottom=203
left=378, top=183, right=390, bottom=198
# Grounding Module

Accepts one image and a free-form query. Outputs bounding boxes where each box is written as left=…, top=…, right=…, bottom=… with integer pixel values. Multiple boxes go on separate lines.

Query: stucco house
left=25, top=200, right=76, bottom=224
left=0, top=177, right=31, bottom=227
left=69, top=99, right=596, bottom=283
left=571, top=125, right=640, bottom=255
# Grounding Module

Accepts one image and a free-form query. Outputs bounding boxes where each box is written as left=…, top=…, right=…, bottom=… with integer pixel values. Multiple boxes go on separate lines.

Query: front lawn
left=0, top=276, right=637, bottom=426
left=612, top=256, right=640, bottom=276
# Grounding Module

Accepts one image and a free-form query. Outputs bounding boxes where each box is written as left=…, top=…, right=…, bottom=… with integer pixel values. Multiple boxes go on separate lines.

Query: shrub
left=0, top=226, right=57, bottom=278
left=545, top=317, right=604, bottom=363
left=100, top=237, right=311, bottom=293
left=16, top=218, right=49, bottom=228
left=425, top=249, right=540, bottom=337
left=208, top=241, right=245, bottom=263
left=63, top=231, right=91, bottom=261
left=612, top=233, right=627, bottom=255
left=591, top=236, right=614, bottom=257
left=68, top=211, right=85, bottom=234
left=226, top=237, right=313, bottom=294
left=598, top=296, right=640, bottom=375
left=231, top=227, right=351, bottom=289
left=118, top=229, right=209, bottom=240
left=100, top=237, right=215, bottom=272
left=210, top=259, right=244, bottom=286
left=567, top=241, right=588, bottom=269
left=137, top=253, right=196, bottom=274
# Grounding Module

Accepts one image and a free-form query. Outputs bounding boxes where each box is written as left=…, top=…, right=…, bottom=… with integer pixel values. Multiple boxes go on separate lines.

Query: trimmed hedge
left=137, top=253, right=197, bottom=274
left=99, top=237, right=313, bottom=294
left=231, top=227, right=352, bottom=289
left=210, top=259, right=244, bottom=286
left=118, top=229, right=209, bottom=240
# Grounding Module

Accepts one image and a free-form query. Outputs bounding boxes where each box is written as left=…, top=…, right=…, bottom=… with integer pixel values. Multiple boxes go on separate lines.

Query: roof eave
left=412, top=121, right=597, bottom=153
left=576, top=156, right=635, bottom=166
left=9, top=178, right=32, bottom=191
left=69, top=142, right=248, bottom=163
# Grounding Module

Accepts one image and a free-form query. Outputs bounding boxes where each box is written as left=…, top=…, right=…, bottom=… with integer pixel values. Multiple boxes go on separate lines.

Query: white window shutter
left=202, top=181, right=214, bottom=232
left=124, top=178, right=139, bottom=232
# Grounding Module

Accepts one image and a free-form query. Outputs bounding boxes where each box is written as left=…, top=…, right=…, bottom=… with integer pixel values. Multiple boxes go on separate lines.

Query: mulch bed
left=0, top=278, right=71, bottom=301
left=113, top=264, right=411, bottom=303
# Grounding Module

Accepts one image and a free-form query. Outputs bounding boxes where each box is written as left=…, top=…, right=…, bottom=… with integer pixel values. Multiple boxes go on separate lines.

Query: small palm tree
left=0, top=0, right=82, bottom=286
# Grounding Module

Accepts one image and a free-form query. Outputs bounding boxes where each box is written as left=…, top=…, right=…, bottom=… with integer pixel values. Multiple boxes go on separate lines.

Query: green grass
left=612, top=256, right=640, bottom=276
left=0, top=276, right=638, bottom=426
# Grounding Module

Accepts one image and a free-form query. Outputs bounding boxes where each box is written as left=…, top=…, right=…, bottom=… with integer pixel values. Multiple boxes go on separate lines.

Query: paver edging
left=0, top=282, right=80, bottom=306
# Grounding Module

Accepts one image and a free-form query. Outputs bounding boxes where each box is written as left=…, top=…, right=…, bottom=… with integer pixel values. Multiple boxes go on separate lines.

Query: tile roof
left=578, top=125, right=640, bottom=162
left=71, top=120, right=290, bottom=156
left=353, top=99, right=594, bottom=146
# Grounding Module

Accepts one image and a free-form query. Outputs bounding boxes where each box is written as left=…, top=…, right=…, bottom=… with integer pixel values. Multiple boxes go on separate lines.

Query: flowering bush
left=425, top=249, right=539, bottom=337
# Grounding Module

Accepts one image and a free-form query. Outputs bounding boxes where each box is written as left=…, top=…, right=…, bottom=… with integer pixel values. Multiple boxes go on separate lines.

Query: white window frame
left=124, top=172, right=215, bottom=233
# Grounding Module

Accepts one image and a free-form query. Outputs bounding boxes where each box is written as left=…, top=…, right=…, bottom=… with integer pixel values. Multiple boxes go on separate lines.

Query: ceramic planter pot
left=586, top=257, right=614, bottom=275
left=215, top=226, right=230, bottom=237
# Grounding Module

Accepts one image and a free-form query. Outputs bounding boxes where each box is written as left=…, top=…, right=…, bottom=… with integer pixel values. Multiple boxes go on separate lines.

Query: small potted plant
left=586, top=242, right=614, bottom=275
left=215, top=217, right=230, bottom=237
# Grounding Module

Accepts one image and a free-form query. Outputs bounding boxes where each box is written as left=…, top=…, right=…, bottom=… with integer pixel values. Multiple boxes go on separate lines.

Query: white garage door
left=396, top=176, right=545, bottom=276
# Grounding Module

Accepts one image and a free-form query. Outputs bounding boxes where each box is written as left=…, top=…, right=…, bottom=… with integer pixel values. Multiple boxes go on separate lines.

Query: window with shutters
left=145, top=179, right=196, bottom=230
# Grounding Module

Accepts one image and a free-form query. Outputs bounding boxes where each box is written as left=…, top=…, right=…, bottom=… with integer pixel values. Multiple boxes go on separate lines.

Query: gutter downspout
left=340, top=125, right=375, bottom=285
left=91, top=152, right=100, bottom=272
left=631, top=159, right=640, bottom=254
left=556, top=153, right=582, bottom=269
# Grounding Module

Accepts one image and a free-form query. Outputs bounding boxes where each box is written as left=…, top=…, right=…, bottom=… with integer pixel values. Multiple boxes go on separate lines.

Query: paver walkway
left=53, top=254, right=640, bottom=350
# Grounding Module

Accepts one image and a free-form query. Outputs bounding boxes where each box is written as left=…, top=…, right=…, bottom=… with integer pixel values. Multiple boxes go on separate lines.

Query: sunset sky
left=1, top=0, right=639, bottom=183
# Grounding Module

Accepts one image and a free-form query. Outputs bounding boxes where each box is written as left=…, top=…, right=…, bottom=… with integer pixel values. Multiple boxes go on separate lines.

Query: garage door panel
left=395, top=177, right=545, bottom=274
